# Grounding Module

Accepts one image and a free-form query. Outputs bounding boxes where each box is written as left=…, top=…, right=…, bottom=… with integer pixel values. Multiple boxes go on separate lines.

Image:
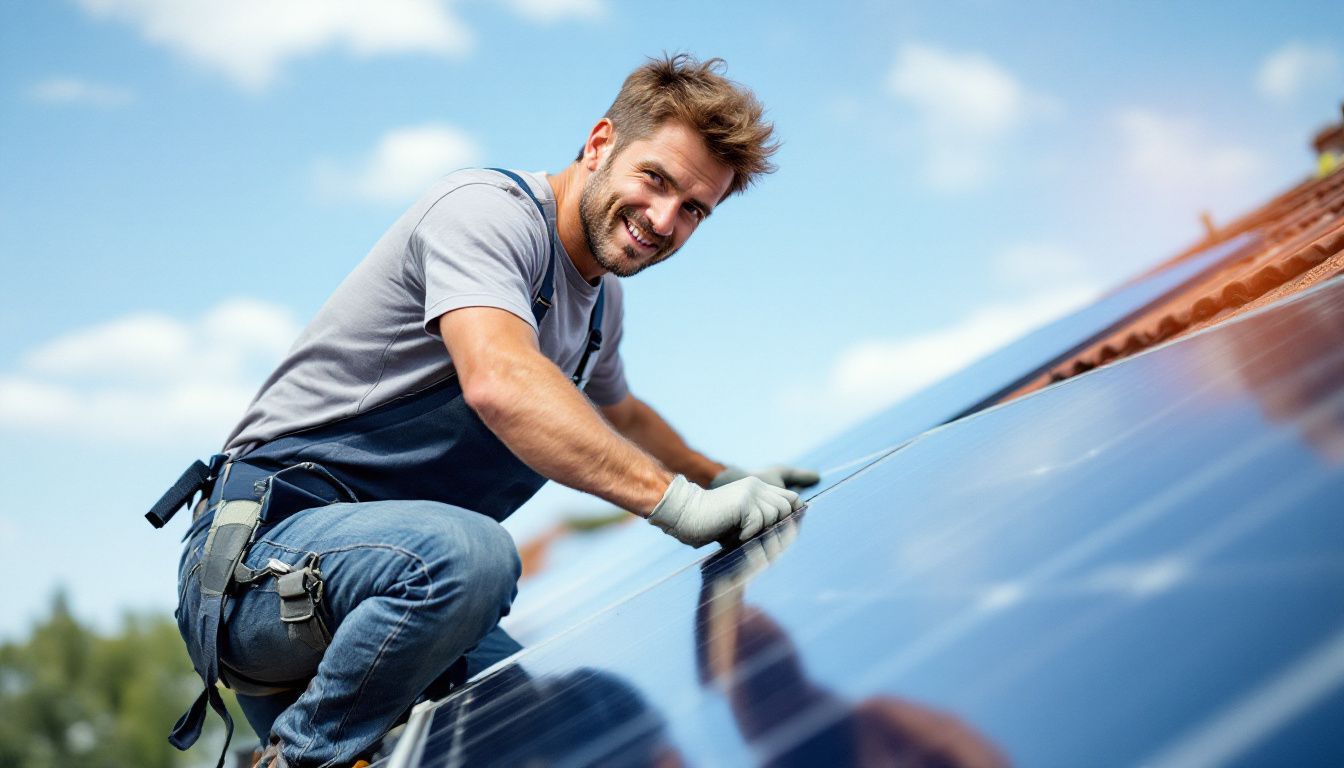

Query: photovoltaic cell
left=385, top=274, right=1344, bottom=766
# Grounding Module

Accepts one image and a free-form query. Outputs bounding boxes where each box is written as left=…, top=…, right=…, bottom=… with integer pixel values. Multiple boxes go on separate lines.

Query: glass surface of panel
left=504, top=236, right=1260, bottom=650
left=391, top=276, right=1344, bottom=767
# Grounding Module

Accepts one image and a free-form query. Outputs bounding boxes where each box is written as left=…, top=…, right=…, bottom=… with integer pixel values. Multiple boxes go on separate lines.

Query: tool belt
left=148, top=456, right=355, bottom=768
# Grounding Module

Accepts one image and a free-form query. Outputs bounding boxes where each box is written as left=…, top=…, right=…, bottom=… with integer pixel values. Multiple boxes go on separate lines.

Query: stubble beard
left=578, top=163, right=672, bottom=278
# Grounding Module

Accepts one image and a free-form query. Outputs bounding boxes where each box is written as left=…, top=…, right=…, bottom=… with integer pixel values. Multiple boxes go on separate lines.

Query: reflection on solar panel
left=496, top=233, right=1266, bottom=652
left=379, top=272, right=1344, bottom=766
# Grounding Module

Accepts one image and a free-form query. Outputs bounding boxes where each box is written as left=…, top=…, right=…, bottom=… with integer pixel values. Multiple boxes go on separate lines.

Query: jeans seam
left=292, top=545, right=433, bottom=766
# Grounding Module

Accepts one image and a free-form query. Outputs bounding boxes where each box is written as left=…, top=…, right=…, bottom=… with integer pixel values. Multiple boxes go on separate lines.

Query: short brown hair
left=582, top=53, right=778, bottom=200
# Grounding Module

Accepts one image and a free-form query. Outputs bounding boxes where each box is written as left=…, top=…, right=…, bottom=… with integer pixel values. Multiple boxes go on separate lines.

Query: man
left=150, top=53, right=818, bottom=767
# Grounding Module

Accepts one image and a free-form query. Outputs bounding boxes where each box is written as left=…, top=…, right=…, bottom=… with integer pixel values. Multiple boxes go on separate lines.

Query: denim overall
left=148, top=169, right=605, bottom=766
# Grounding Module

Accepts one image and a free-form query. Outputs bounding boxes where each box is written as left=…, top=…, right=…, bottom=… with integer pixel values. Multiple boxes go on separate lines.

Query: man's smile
left=622, top=215, right=659, bottom=251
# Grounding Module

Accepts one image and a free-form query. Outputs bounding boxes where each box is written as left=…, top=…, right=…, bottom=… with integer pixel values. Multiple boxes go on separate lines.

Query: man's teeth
left=624, top=217, right=654, bottom=248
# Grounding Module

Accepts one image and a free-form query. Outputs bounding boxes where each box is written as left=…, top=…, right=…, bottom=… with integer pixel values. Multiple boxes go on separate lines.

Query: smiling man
left=154, top=53, right=819, bottom=768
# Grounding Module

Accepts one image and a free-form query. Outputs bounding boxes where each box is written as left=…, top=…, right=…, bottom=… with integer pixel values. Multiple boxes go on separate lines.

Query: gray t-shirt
left=224, top=168, right=628, bottom=456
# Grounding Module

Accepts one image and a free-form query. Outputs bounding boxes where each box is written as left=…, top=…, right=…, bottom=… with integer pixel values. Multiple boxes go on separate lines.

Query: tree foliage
left=0, top=593, right=256, bottom=767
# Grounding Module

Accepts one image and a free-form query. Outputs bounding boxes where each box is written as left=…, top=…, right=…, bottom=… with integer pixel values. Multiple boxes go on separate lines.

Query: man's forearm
left=467, top=352, right=673, bottom=515
left=603, top=396, right=724, bottom=487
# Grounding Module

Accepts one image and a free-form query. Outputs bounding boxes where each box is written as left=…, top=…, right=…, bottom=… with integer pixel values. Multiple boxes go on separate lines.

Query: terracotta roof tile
left=999, top=132, right=1344, bottom=403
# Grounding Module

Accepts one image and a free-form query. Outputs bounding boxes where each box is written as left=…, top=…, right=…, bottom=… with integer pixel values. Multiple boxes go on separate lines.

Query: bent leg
left=224, top=499, right=520, bottom=766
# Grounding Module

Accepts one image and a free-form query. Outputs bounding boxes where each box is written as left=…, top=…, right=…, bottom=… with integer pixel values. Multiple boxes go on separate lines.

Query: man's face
left=578, top=121, right=734, bottom=278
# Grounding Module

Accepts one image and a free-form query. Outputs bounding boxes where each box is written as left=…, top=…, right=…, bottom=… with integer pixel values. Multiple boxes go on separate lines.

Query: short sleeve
left=583, top=276, right=630, bottom=406
left=413, top=182, right=547, bottom=337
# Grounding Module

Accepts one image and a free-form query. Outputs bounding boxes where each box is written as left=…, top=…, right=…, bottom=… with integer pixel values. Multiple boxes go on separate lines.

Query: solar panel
left=502, top=233, right=1261, bottom=650
left=384, top=274, right=1344, bottom=766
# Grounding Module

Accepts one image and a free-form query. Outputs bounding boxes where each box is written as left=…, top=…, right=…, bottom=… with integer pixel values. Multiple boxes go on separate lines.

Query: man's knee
left=457, top=513, right=521, bottom=609
left=413, top=505, right=520, bottom=620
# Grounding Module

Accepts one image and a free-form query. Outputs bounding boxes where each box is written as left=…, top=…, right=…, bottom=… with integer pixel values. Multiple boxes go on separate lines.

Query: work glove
left=710, top=464, right=821, bottom=491
left=648, top=475, right=802, bottom=548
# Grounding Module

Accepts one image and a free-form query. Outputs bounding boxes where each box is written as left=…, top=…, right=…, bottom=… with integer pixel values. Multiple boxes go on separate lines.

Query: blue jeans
left=176, top=499, right=522, bottom=766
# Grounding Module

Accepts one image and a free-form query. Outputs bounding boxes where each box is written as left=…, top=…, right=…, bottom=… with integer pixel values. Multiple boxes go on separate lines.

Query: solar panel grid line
left=991, top=416, right=1302, bottom=591
left=550, top=709, right=676, bottom=768
left=816, top=439, right=914, bottom=478
left=415, top=676, right=559, bottom=765
left=959, top=555, right=1344, bottom=719
left=951, top=450, right=1342, bottom=710
left=505, top=534, right=695, bottom=642
left=422, top=680, right=576, bottom=764
left=1140, top=623, right=1344, bottom=768
left=416, top=594, right=703, bottom=756
left=501, top=443, right=903, bottom=651
left=465, top=670, right=669, bottom=767
left=954, top=588, right=1129, bottom=711
left=500, top=449, right=912, bottom=668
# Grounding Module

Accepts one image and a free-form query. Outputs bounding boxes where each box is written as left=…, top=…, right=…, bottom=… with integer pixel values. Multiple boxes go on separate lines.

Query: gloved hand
left=710, top=464, right=821, bottom=491
left=648, top=475, right=802, bottom=548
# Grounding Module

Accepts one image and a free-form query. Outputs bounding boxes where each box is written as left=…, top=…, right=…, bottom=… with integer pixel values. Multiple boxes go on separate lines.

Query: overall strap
left=170, top=497, right=264, bottom=766
left=487, top=168, right=556, bottom=325
left=571, top=283, right=606, bottom=386
left=487, top=168, right=606, bottom=386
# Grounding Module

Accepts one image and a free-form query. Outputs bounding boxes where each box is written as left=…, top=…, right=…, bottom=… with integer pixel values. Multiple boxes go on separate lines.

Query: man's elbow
left=460, top=364, right=517, bottom=424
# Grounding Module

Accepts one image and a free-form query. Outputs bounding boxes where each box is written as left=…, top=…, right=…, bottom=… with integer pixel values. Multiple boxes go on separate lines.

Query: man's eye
left=643, top=170, right=663, bottom=186
left=684, top=204, right=704, bottom=222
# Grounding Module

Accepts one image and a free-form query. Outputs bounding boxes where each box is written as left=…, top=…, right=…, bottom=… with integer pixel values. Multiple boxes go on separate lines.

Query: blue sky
left=1, top=0, right=1340, bottom=638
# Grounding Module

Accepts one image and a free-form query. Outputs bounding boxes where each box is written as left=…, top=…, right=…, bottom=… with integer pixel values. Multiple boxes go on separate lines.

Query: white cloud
left=0, top=299, right=300, bottom=443
left=28, top=78, right=135, bottom=107
left=778, top=285, right=1098, bottom=432
left=1256, top=42, right=1340, bottom=102
left=506, top=0, right=604, bottom=23
left=316, top=124, right=482, bottom=204
left=1117, top=109, right=1266, bottom=215
left=76, top=0, right=474, bottom=90
left=993, top=242, right=1093, bottom=289
left=888, top=42, right=1058, bottom=190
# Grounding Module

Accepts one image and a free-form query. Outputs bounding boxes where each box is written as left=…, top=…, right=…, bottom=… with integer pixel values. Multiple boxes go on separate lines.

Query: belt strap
left=171, top=497, right=262, bottom=766
left=146, top=454, right=226, bottom=528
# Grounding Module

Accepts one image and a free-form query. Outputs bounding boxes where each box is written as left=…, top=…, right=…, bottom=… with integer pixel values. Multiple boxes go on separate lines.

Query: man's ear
left=583, top=118, right=615, bottom=171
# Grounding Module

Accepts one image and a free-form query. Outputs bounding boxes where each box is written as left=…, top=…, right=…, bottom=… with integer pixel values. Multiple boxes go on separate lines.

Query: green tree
left=0, top=592, right=256, bottom=767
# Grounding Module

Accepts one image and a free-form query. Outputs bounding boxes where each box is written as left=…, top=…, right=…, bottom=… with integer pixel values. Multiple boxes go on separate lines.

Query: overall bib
left=148, top=169, right=605, bottom=766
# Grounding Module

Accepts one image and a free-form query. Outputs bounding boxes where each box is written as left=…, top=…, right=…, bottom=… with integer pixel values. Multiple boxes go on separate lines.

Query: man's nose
left=647, top=197, right=677, bottom=238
